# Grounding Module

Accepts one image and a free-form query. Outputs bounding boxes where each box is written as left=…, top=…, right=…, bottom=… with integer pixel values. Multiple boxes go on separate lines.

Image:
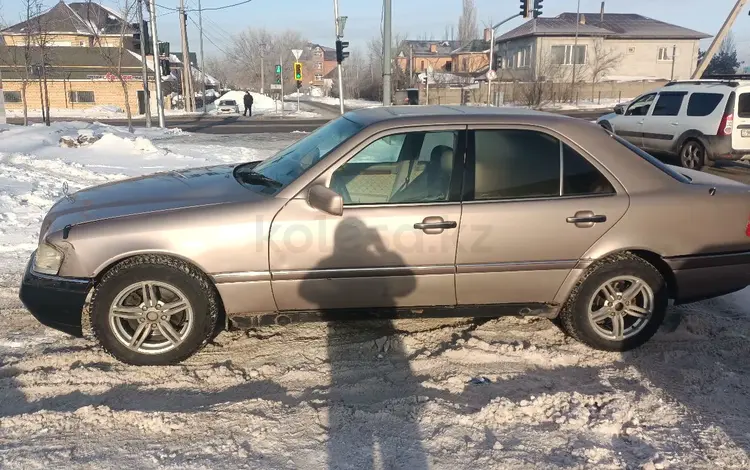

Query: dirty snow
left=1, top=123, right=750, bottom=469
left=287, top=94, right=383, bottom=110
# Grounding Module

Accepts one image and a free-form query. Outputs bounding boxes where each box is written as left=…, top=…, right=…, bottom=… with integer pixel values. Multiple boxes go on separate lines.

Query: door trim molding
left=457, top=260, right=578, bottom=273
left=272, top=264, right=455, bottom=281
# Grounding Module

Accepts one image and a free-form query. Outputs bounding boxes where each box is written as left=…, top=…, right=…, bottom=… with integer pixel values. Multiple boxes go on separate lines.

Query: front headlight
left=33, top=242, right=64, bottom=275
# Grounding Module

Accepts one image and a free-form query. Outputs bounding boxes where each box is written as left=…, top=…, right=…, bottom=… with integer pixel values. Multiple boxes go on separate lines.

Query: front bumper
left=666, top=251, right=750, bottom=304
left=19, top=253, right=91, bottom=337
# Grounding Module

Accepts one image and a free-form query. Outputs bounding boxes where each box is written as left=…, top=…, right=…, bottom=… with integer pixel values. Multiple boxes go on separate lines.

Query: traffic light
left=159, top=58, right=170, bottom=76
left=533, top=0, right=543, bottom=18
left=335, top=39, right=349, bottom=63
left=520, top=0, right=532, bottom=18
left=275, top=64, right=281, bottom=84
left=294, top=62, right=302, bottom=80
left=132, top=20, right=152, bottom=55
left=296, top=80, right=302, bottom=89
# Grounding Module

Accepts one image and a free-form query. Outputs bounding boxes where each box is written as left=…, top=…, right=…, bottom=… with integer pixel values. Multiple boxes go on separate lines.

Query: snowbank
left=6, top=105, right=126, bottom=119
left=217, top=90, right=276, bottom=111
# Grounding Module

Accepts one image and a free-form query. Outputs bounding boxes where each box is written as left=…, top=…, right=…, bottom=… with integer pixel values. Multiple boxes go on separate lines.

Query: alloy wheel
left=108, top=281, right=194, bottom=355
left=587, top=275, right=655, bottom=341
left=681, top=142, right=703, bottom=169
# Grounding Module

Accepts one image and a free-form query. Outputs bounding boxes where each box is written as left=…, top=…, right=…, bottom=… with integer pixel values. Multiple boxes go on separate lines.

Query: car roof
left=345, top=105, right=571, bottom=127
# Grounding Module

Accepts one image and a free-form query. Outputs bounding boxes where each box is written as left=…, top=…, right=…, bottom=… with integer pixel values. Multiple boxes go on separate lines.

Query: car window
left=625, top=94, right=656, bottom=116
left=563, top=144, right=615, bottom=196
left=738, top=93, right=750, bottom=118
left=471, top=130, right=560, bottom=200
left=687, top=93, right=724, bottom=117
left=331, top=131, right=458, bottom=205
left=651, top=92, right=685, bottom=116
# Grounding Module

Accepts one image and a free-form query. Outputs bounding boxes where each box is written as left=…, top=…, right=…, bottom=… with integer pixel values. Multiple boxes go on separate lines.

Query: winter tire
left=90, top=255, right=219, bottom=365
left=679, top=139, right=706, bottom=170
left=559, top=252, right=668, bottom=352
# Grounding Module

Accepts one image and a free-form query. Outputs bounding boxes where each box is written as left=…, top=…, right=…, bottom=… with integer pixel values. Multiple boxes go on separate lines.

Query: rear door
left=612, top=93, right=656, bottom=147
left=455, top=127, right=630, bottom=305
left=640, top=91, right=686, bottom=153
left=733, top=89, right=750, bottom=153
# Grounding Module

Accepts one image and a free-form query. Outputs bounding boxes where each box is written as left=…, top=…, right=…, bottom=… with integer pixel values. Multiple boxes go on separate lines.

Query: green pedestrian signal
left=275, top=65, right=282, bottom=73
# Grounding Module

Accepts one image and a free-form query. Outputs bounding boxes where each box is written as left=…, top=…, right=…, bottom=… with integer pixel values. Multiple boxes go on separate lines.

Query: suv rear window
left=609, top=133, right=691, bottom=183
left=738, top=93, right=750, bottom=118
left=687, top=93, right=724, bottom=117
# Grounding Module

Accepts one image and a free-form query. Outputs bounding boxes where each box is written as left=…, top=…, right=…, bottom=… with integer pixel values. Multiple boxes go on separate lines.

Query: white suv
left=597, top=78, right=750, bottom=169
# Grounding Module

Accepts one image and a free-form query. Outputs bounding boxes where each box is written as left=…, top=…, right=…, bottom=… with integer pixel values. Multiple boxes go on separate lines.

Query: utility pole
left=671, top=44, right=677, bottom=80
left=571, top=0, right=581, bottom=101
left=333, top=0, right=345, bottom=114
left=260, top=43, right=267, bottom=94
left=179, top=0, right=195, bottom=112
left=409, top=44, right=414, bottom=86
left=692, top=0, right=748, bottom=78
left=146, top=0, right=165, bottom=127
left=280, top=53, right=285, bottom=117
left=383, top=0, right=392, bottom=106
left=197, top=0, right=206, bottom=113
left=136, top=0, right=151, bottom=127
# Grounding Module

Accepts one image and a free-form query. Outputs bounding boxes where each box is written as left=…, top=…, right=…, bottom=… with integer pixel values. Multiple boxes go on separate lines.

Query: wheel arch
left=671, top=129, right=709, bottom=155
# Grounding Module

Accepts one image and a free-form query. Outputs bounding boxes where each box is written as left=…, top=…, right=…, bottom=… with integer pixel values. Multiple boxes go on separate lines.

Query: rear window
left=738, top=93, right=750, bottom=118
left=610, top=133, right=691, bottom=183
left=687, top=93, right=724, bottom=117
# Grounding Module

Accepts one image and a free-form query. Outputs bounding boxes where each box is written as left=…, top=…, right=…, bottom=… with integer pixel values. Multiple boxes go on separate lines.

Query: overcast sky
left=2, top=0, right=749, bottom=63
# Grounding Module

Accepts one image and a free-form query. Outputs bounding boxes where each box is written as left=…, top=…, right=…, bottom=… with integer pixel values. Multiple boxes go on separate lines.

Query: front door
left=269, top=128, right=465, bottom=312
left=455, top=127, right=629, bottom=305
left=613, top=93, right=656, bottom=147
left=640, top=91, right=686, bottom=152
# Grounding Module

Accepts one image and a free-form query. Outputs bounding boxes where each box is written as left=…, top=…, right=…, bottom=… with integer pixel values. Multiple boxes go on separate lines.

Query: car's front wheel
left=559, top=253, right=668, bottom=351
left=90, top=256, right=219, bottom=365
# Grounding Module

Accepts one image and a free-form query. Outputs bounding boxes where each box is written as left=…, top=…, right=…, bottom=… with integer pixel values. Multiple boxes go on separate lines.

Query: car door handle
left=414, top=221, right=457, bottom=230
left=566, top=214, right=607, bottom=224
left=671, top=122, right=679, bottom=126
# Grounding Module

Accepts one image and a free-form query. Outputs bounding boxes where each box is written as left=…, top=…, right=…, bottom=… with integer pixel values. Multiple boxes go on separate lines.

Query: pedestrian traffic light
left=533, top=0, right=543, bottom=18
left=275, top=64, right=281, bottom=84
left=335, top=39, right=349, bottom=63
left=294, top=62, right=302, bottom=80
left=520, top=0, right=532, bottom=18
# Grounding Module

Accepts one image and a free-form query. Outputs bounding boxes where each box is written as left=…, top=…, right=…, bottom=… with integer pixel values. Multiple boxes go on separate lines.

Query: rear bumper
left=666, top=251, right=750, bottom=304
left=18, top=253, right=90, bottom=337
left=704, top=135, right=747, bottom=161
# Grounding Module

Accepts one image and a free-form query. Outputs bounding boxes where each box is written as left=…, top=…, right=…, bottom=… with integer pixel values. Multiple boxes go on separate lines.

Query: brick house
left=0, top=1, right=159, bottom=112
left=396, top=40, right=461, bottom=76
left=450, top=34, right=491, bottom=73
left=494, top=12, right=710, bottom=82
left=299, top=43, right=337, bottom=91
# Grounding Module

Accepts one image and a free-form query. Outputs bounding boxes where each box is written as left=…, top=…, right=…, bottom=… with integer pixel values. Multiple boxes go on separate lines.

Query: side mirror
left=614, top=104, right=624, bottom=115
left=307, top=184, right=343, bottom=216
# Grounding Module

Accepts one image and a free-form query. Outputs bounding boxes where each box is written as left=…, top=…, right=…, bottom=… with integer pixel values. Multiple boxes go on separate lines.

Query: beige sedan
left=20, top=106, right=750, bottom=365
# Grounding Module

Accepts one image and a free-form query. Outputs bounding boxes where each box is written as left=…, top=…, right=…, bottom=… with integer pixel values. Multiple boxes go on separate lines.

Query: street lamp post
left=486, top=13, right=522, bottom=106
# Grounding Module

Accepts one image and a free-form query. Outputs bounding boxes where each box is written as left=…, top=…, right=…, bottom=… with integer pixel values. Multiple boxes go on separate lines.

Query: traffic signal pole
left=136, top=0, right=151, bottom=127
left=383, top=0, right=392, bottom=106
left=486, top=12, right=524, bottom=106
left=146, top=0, right=165, bottom=128
left=334, top=0, right=345, bottom=114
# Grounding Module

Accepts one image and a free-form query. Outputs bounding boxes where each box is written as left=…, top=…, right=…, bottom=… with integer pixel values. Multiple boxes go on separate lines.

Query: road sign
left=292, top=49, right=303, bottom=60
left=270, top=84, right=282, bottom=90
left=486, top=70, right=497, bottom=80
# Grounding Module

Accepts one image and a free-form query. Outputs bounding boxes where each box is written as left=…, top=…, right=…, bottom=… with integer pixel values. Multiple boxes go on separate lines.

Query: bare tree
left=0, top=0, right=42, bottom=125
left=31, top=0, right=53, bottom=126
left=204, top=56, right=233, bottom=89
left=588, top=39, right=623, bottom=99
left=458, top=0, right=478, bottom=46
left=86, top=0, right=137, bottom=132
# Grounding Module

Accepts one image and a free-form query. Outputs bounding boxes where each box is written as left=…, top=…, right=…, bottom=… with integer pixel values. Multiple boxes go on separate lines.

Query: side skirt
left=228, top=303, right=559, bottom=329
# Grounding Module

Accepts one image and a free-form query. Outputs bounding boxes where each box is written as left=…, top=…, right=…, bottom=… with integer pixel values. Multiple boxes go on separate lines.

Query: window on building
left=314, top=74, right=323, bottom=81
left=420, top=60, right=425, bottom=70
left=69, top=91, right=95, bottom=103
left=462, top=57, right=469, bottom=71
left=516, top=47, right=530, bottom=68
left=658, top=47, right=672, bottom=61
left=445, top=60, right=452, bottom=72
left=688, top=92, right=725, bottom=117
left=3, top=91, right=22, bottom=103
left=315, top=63, right=322, bottom=70
left=550, top=45, right=586, bottom=65
left=652, top=92, right=686, bottom=116
left=313, top=50, right=323, bottom=58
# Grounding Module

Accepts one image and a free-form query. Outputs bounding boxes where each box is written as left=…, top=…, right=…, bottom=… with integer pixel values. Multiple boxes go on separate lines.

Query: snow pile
left=6, top=105, right=127, bottom=119
left=309, top=96, right=382, bottom=109
left=217, top=90, right=276, bottom=111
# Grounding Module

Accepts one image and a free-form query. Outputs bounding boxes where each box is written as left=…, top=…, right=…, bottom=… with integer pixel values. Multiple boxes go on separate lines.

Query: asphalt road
left=5, top=108, right=607, bottom=134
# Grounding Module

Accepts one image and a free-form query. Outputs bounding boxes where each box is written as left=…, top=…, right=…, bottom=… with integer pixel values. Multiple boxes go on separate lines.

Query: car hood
left=42, top=163, right=265, bottom=236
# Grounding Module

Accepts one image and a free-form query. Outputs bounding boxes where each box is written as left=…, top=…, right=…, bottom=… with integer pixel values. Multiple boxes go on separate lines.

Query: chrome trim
left=273, top=264, right=455, bottom=281
left=212, top=271, right=271, bottom=283
left=461, top=193, right=617, bottom=205
left=457, top=260, right=578, bottom=274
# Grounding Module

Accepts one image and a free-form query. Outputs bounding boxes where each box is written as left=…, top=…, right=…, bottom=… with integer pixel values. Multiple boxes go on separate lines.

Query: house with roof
left=396, top=40, right=461, bottom=75
left=451, top=33, right=491, bottom=74
left=494, top=11, right=710, bottom=82
left=298, top=43, right=337, bottom=92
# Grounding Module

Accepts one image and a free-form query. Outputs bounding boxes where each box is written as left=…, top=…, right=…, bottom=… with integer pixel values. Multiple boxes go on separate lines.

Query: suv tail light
left=719, top=112, right=734, bottom=136
left=746, top=214, right=750, bottom=237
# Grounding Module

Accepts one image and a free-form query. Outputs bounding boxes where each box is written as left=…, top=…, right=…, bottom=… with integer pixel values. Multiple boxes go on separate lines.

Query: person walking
left=243, top=91, right=254, bottom=117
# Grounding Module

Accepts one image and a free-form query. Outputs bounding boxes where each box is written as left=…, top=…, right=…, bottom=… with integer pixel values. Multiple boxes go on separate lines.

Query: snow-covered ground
left=1, top=123, right=750, bottom=469
left=287, top=93, right=383, bottom=110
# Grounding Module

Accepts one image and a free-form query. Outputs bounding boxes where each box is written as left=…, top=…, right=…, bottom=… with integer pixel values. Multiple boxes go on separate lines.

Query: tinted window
left=738, top=93, right=750, bottom=118
left=331, top=131, right=457, bottom=205
left=652, top=93, right=685, bottom=116
left=563, top=145, right=615, bottom=196
left=472, top=130, right=560, bottom=200
left=610, top=134, right=691, bottom=183
left=625, top=94, right=655, bottom=116
left=687, top=93, right=724, bottom=117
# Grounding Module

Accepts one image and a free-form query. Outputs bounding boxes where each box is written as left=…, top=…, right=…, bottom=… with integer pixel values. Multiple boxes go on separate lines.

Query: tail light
left=719, top=112, right=734, bottom=136
left=746, top=214, right=750, bottom=237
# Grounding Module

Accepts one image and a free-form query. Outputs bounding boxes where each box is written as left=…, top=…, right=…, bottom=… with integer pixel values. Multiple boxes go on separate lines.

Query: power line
left=188, top=15, right=231, bottom=56
left=154, top=0, right=253, bottom=12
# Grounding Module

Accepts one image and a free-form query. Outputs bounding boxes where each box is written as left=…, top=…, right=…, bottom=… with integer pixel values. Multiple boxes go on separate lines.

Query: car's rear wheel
left=90, top=256, right=219, bottom=365
left=679, top=139, right=706, bottom=169
left=559, top=253, right=668, bottom=351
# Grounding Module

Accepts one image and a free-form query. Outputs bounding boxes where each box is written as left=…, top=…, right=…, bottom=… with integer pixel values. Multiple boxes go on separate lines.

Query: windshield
left=609, top=133, right=692, bottom=183
left=235, top=116, right=363, bottom=194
